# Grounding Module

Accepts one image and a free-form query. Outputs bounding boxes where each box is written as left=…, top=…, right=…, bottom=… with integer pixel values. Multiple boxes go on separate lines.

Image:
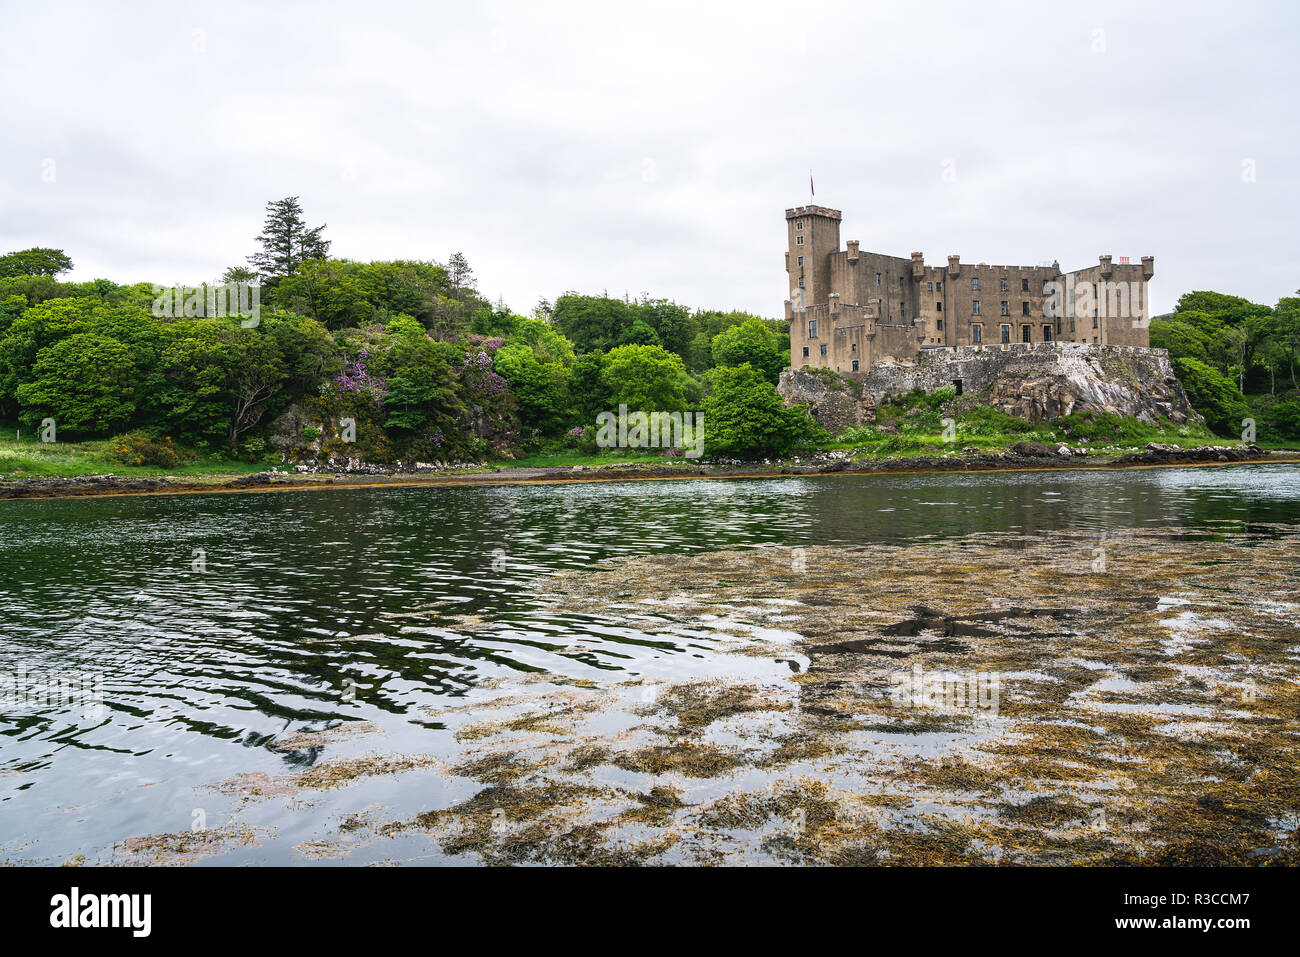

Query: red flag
left=810, top=171, right=815, bottom=197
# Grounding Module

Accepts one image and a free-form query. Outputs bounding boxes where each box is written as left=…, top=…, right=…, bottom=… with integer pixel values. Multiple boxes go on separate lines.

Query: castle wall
left=784, top=203, right=1154, bottom=373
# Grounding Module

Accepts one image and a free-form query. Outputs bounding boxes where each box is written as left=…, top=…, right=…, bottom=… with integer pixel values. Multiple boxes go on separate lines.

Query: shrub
left=110, top=432, right=195, bottom=469
left=928, top=384, right=957, bottom=406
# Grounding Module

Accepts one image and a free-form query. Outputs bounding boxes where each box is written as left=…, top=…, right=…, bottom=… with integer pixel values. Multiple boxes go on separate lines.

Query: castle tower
left=784, top=205, right=841, bottom=313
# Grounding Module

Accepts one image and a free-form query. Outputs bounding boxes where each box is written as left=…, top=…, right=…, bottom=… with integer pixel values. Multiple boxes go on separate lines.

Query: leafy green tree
left=275, top=259, right=374, bottom=328
left=156, top=319, right=242, bottom=442
left=568, top=350, right=611, bottom=425
left=494, top=341, right=568, bottom=435
left=380, top=330, right=465, bottom=440
left=225, top=327, right=288, bottom=447
left=619, top=318, right=661, bottom=347
left=635, top=298, right=694, bottom=358
left=220, top=265, right=258, bottom=284
left=553, top=295, right=630, bottom=354
left=701, top=363, right=819, bottom=459
left=0, top=248, right=74, bottom=278
left=16, top=333, right=135, bottom=433
left=711, top=317, right=783, bottom=383
left=600, top=344, right=687, bottom=412
left=1174, top=357, right=1249, bottom=436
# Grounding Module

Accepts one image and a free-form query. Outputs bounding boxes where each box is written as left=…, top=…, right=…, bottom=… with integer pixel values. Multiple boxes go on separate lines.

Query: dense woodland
left=0, top=197, right=1296, bottom=468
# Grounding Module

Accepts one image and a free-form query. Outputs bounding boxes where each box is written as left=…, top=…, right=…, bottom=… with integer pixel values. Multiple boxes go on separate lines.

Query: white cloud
left=0, top=0, right=1296, bottom=315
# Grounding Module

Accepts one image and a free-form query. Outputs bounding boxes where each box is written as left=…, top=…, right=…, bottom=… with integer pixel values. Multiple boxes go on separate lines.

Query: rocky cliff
left=779, top=343, right=1201, bottom=430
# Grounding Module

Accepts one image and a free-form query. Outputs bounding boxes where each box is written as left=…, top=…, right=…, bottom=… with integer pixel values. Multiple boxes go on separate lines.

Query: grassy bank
left=1, top=399, right=1291, bottom=484
left=0, top=425, right=266, bottom=481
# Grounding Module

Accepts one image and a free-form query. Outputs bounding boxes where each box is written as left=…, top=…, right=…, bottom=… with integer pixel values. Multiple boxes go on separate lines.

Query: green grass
left=0, top=427, right=269, bottom=481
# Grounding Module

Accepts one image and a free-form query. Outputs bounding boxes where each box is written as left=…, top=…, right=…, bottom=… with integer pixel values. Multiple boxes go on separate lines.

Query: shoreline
left=1, top=445, right=1296, bottom=502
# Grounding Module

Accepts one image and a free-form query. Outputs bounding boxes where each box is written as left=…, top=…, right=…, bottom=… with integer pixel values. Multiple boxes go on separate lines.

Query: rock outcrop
left=781, top=343, right=1201, bottom=428
left=776, top=368, right=870, bottom=434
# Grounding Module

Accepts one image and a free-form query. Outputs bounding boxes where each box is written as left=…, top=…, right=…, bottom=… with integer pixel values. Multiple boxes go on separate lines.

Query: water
left=2, top=463, right=1299, bottom=863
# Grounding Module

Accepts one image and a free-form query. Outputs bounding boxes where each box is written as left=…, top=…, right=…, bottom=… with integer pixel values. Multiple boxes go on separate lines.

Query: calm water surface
left=2, top=463, right=1299, bottom=863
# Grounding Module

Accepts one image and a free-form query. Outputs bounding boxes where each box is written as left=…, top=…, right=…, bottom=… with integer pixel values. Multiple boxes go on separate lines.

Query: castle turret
left=785, top=205, right=842, bottom=311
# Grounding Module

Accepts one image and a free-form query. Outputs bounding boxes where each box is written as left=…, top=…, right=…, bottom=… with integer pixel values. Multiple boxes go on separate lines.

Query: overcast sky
left=2, top=0, right=1296, bottom=317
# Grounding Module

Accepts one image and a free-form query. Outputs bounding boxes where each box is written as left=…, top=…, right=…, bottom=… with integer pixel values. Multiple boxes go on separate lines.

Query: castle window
left=1000, top=278, right=1009, bottom=292
left=1021, top=278, right=1029, bottom=292
left=1069, top=316, right=1076, bottom=332
left=971, top=278, right=980, bottom=291
left=937, top=318, right=944, bottom=331
left=1000, top=301, right=1009, bottom=316
left=808, top=319, right=818, bottom=338
left=1043, top=325, right=1053, bottom=342
left=936, top=301, right=942, bottom=312
left=899, top=276, right=904, bottom=288
left=851, top=343, right=857, bottom=352
left=936, top=281, right=943, bottom=293
left=820, top=343, right=827, bottom=357
left=972, top=300, right=981, bottom=315
left=876, top=272, right=882, bottom=286
left=795, top=220, right=803, bottom=229
left=1093, top=316, right=1099, bottom=328
left=851, top=359, right=859, bottom=372
left=1022, top=325, right=1032, bottom=343
left=927, top=281, right=933, bottom=292
left=797, top=255, right=803, bottom=267
left=802, top=346, right=809, bottom=357
left=796, top=235, right=804, bottom=246
left=1022, top=301, right=1030, bottom=316
left=972, top=323, right=982, bottom=343
left=798, top=276, right=805, bottom=288
left=1000, top=324, right=1011, bottom=343
left=1042, top=280, right=1052, bottom=294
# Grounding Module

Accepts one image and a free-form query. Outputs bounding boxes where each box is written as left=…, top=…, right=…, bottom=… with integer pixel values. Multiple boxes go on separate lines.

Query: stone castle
left=784, top=204, right=1154, bottom=375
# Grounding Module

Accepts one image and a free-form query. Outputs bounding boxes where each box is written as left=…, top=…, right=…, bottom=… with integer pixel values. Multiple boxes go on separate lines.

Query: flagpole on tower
left=809, top=169, right=815, bottom=200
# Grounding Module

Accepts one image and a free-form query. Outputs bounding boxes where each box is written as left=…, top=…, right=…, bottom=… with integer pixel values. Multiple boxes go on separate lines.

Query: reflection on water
left=1, top=462, right=1298, bottom=862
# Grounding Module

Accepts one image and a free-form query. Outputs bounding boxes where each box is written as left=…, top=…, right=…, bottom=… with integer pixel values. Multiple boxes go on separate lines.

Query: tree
left=619, top=318, right=661, bottom=347
left=274, top=259, right=374, bottom=328
left=220, top=265, right=258, bottom=284
left=711, top=317, right=783, bottom=383
left=701, top=363, right=819, bottom=459
left=247, top=196, right=330, bottom=288
left=16, top=333, right=136, bottom=433
left=494, top=341, right=568, bottom=435
left=635, top=298, right=695, bottom=358
left=600, top=344, right=687, bottom=412
left=447, top=252, right=476, bottom=302
left=1173, top=357, right=1248, bottom=436
left=379, top=325, right=466, bottom=440
left=225, top=328, right=287, bottom=448
left=552, top=294, right=630, bottom=354
left=0, top=248, right=74, bottom=279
